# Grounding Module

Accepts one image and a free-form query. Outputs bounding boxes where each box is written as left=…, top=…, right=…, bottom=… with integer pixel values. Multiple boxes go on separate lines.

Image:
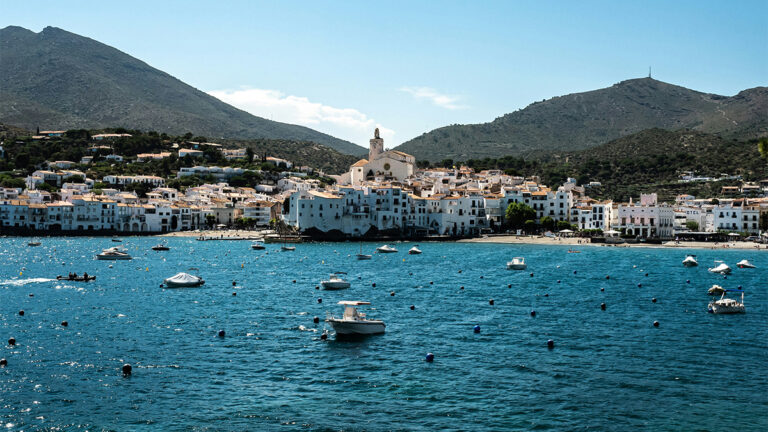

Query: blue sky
left=3, top=0, right=766, bottom=147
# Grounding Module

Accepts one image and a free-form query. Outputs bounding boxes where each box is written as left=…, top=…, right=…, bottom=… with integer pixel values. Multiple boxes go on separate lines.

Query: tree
left=685, top=221, right=699, bottom=231
left=758, top=137, right=768, bottom=159
left=556, top=220, right=573, bottom=231
left=205, top=214, right=217, bottom=228
left=245, top=147, right=255, bottom=163
left=539, top=216, right=555, bottom=231
left=523, top=219, right=537, bottom=233
left=505, top=202, right=536, bottom=229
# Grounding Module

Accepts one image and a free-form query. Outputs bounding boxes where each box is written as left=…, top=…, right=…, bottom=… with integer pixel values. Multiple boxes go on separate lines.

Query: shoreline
left=459, top=235, right=768, bottom=250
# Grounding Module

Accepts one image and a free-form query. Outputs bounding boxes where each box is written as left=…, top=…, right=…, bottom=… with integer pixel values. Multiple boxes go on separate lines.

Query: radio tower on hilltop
left=648, top=66, right=652, bottom=78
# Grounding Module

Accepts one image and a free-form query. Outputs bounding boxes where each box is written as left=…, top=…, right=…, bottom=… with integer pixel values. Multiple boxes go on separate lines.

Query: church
left=337, top=128, right=415, bottom=185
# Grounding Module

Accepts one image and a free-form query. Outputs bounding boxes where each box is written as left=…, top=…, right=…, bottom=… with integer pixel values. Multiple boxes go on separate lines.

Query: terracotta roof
left=351, top=159, right=369, bottom=168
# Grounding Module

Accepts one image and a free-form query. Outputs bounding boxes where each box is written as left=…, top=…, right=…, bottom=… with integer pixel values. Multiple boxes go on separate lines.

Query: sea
left=1, top=238, right=766, bottom=431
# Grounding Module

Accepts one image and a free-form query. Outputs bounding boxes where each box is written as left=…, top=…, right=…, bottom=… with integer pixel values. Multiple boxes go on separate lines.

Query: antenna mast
left=648, top=66, right=652, bottom=78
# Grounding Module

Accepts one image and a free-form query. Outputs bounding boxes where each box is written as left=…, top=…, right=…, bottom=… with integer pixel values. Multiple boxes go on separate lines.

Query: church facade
left=337, top=128, right=415, bottom=185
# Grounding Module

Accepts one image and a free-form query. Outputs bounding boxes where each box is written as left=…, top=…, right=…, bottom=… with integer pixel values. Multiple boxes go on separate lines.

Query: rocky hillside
left=397, top=78, right=767, bottom=161
left=0, top=26, right=365, bottom=155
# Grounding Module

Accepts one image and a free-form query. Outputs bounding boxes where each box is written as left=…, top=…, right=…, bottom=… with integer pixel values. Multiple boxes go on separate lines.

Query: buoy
left=652, top=297, right=657, bottom=303
left=530, top=273, right=534, bottom=277
left=429, top=281, right=433, bottom=285
left=637, top=283, right=642, bottom=288
left=686, top=279, right=690, bottom=284
left=317, top=298, right=322, bottom=303
left=645, top=273, right=649, bottom=277
left=61, top=321, right=68, bottom=327
left=241, top=263, right=244, bottom=268
left=460, top=286, right=464, bottom=290
left=390, top=291, right=395, bottom=296
left=313, top=316, right=320, bottom=324
left=232, top=292, right=237, bottom=296
left=544, top=293, right=549, bottom=297
left=18, top=310, right=24, bottom=316
left=480, top=276, right=484, bottom=279
left=8, top=337, right=15, bottom=346
left=547, top=339, right=554, bottom=349
left=600, top=303, right=606, bottom=310
left=159, top=283, right=164, bottom=288
left=557, top=280, right=561, bottom=284
left=653, top=321, right=659, bottom=327
left=292, top=280, right=296, bottom=283
left=738, top=285, right=742, bottom=289
left=425, top=353, right=434, bottom=362
left=530, top=310, right=536, bottom=317
left=409, top=272, right=413, bottom=276
left=372, top=283, right=376, bottom=287
left=489, top=299, right=495, bottom=305
left=600, top=287, right=604, bottom=292
left=0, top=358, right=6, bottom=367
left=218, top=329, right=226, bottom=337
left=473, top=325, right=481, bottom=333
left=122, top=363, right=132, bottom=376
left=507, top=284, right=512, bottom=288
left=410, top=305, right=415, bottom=310
left=232, top=281, right=237, bottom=286
left=573, top=271, right=577, bottom=274
left=320, top=332, right=328, bottom=340
left=458, top=270, right=462, bottom=273
left=315, top=286, right=319, bottom=290
left=606, top=275, right=610, bottom=280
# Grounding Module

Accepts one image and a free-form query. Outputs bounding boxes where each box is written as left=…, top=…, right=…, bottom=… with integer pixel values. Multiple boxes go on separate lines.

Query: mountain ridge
left=395, top=77, right=767, bottom=161
left=0, top=25, right=366, bottom=155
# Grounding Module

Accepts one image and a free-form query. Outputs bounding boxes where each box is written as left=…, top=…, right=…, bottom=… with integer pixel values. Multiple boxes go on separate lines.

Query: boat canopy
left=338, top=301, right=371, bottom=306
left=165, top=273, right=201, bottom=283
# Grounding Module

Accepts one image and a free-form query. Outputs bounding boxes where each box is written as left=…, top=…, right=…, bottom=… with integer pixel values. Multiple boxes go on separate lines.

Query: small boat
left=96, top=247, right=132, bottom=260
left=326, top=301, right=386, bottom=335
left=321, top=272, right=351, bottom=290
left=506, top=257, right=527, bottom=270
left=163, top=272, right=205, bottom=288
left=356, top=242, right=372, bottom=260
left=251, top=241, right=266, bottom=250
left=682, top=255, right=699, bottom=267
left=736, top=259, right=756, bottom=269
left=281, top=245, right=296, bottom=251
left=708, top=261, right=731, bottom=275
left=56, top=275, right=96, bottom=282
left=408, top=245, right=422, bottom=255
left=707, top=285, right=745, bottom=314
left=27, top=241, right=41, bottom=247
left=376, top=244, right=398, bottom=253
left=151, top=244, right=170, bottom=251
left=111, top=238, right=122, bottom=243
left=567, top=249, right=580, bottom=253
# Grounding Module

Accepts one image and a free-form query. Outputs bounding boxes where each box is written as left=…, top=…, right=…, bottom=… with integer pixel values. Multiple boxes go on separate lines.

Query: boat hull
left=321, top=281, right=350, bottom=290
left=164, top=280, right=205, bottom=288
left=96, top=255, right=132, bottom=260
left=408, top=250, right=422, bottom=255
left=708, top=303, right=745, bottom=314
left=356, top=254, right=372, bottom=260
left=327, top=319, right=386, bottom=335
left=507, top=264, right=527, bottom=270
left=377, top=249, right=397, bottom=253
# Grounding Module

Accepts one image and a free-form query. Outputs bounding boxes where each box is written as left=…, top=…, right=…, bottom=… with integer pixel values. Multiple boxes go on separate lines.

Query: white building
left=339, top=129, right=415, bottom=186
left=713, top=202, right=760, bottom=234
left=613, top=193, right=675, bottom=239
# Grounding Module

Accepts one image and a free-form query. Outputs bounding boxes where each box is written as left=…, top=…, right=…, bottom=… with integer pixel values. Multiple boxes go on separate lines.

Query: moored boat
left=707, top=285, right=745, bottom=314
left=736, top=259, right=756, bottom=269
left=163, top=272, right=205, bottom=288
left=682, top=255, right=698, bottom=267
left=708, top=261, right=731, bottom=275
left=96, top=247, right=132, bottom=260
left=321, top=272, right=351, bottom=290
left=151, top=243, right=170, bottom=251
left=251, top=241, right=266, bottom=250
left=281, top=245, right=296, bottom=251
left=408, top=246, right=422, bottom=255
left=326, top=301, right=386, bottom=335
left=56, top=274, right=96, bottom=282
left=506, top=257, right=526, bottom=270
left=376, top=244, right=398, bottom=253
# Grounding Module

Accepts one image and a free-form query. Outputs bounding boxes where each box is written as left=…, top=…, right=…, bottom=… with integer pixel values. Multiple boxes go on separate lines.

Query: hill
left=463, top=129, right=768, bottom=202
left=396, top=78, right=768, bottom=161
left=0, top=26, right=365, bottom=155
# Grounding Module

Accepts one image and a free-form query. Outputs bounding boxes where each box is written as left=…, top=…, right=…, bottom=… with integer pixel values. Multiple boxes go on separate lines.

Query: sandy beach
left=158, top=229, right=268, bottom=240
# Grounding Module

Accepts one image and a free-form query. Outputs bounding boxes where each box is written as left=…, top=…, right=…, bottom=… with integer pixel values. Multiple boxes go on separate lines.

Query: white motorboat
left=251, top=241, right=266, bottom=250
left=96, top=247, right=132, bottom=260
left=682, top=255, right=698, bottom=267
left=27, top=241, right=41, bottom=247
left=708, top=261, right=731, bottom=275
left=408, top=246, right=422, bottom=255
left=707, top=285, right=745, bottom=314
left=326, top=301, right=386, bottom=335
left=281, top=245, right=296, bottom=251
left=163, top=272, right=205, bottom=288
left=506, top=257, right=526, bottom=270
left=736, top=259, right=756, bottom=269
left=321, top=272, right=351, bottom=290
left=151, top=243, right=170, bottom=251
left=376, top=244, right=398, bottom=253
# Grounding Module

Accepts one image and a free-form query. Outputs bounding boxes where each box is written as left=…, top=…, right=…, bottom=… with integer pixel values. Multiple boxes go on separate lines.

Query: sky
left=3, top=0, right=767, bottom=148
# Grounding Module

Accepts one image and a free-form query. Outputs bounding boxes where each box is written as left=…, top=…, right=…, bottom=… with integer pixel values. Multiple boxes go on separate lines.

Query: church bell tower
left=369, top=128, right=384, bottom=161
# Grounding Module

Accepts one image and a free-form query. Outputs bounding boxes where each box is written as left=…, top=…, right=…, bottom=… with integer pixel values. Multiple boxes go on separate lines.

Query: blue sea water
left=1, top=237, right=766, bottom=431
